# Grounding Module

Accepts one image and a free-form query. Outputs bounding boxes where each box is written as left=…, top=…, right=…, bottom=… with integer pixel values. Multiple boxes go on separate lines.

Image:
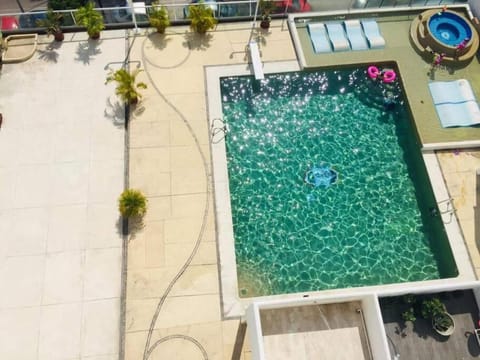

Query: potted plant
left=259, top=0, right=275, bottom=29
left=37, top=8, right=64, bottom=42
left=401, top=307, right=416, bottom=323
left=421, top=297, right=455, bottom=336
left=118, top=189, right=147, bottom=219
left=148, top=1, right=170, bottom=34
left=75, top=1, right=105, bottom=39
left=105, top=68, right=147, bottom=105
left=188, top=1, right=217, bottom=34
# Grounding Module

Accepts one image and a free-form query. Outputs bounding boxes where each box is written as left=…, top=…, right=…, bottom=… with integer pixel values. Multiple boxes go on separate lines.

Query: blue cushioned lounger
left=361, top=19, right=385, bottom=49
left=428, top=79, right=476, bottom=105
left=344, top=19, right=368, bottom=51
left=435, top=101, right=480, bottom=127
left=325, top=22, right=350, bottom=52
left=307, top=23, right=332, bottom=53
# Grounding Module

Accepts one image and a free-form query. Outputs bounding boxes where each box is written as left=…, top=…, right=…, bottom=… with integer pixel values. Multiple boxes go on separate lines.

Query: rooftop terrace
left=0, top=4, right=480, bottom=360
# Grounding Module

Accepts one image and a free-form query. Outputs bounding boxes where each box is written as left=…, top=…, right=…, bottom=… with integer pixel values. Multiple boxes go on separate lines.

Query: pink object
left=367, top=65, right=380, bottom=79
left=382, top=70, right=396, bottom=83
left=434, top=53, right=445, bottom=65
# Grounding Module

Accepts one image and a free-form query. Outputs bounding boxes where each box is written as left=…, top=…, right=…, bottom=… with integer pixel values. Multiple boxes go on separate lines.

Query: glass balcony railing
left=0, top=0, right=470, bottom=32
left=0, top=1, right=296, bottom=32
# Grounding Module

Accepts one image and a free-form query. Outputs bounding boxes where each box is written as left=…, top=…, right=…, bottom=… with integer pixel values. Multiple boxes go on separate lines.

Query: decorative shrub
left=75, top=1, right=105, bottom=39
left=118, top=189, right=147, bottom=218
left=188, top=1, right=217, bottom=34
left=105, top=68, right=147, bottom=105
left=148, top=1, right=170, bottom=34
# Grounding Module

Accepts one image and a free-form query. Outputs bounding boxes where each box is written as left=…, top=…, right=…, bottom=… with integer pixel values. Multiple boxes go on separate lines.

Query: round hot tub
left=428, top=11, right=472, bottom=46
left=410, top=9, right=479, bottom=64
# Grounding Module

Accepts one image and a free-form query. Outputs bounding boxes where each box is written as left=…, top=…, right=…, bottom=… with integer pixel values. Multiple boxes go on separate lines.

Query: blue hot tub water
left=429, top=12, right=472, bottom=46
left=220, top=68, right=458, bottom=297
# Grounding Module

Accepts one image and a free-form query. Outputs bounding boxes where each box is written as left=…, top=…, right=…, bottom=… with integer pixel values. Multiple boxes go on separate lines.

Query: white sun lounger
left=307, top=23, right=332, bottom=53
left=435, top=101, right=480, bottom=127
left=361, top=19, right=385, bottom=49
left=248, top=41, right=264, bottom=80
left=344, top=19, right=368, bottom=51
left=428, top=79, right=476, bottom=105
left=325, top=22, right=350, bottom=52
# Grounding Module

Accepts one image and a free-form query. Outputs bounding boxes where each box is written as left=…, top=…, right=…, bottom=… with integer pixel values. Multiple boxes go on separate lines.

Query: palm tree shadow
left=104, top=96, right=125, bottom=128
left=147, top=32, right=172, bottom=50
left=126, top=217, right=145, bottom=240
left=75, top=39, right=102, bottom=65
left=37, top=41, right=62, bottom=63
left=183, top=31, right=213, bottom=51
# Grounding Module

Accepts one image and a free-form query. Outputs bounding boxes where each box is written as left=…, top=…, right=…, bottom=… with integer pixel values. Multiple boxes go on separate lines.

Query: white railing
left=0, top=0, right=469, bottom=32
left=0, top=1, right=274, bottom=31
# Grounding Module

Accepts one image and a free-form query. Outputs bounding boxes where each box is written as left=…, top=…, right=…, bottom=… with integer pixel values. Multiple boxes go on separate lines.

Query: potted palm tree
left=148, top=1, right=170, bottom=34
left=118, top=189, right=147, bottom=218
left=37, top=8, right=64, bottom=42
left=75, top=1, right=105, bottom=39
left=259, top=0, right=275, bottom=29
left=188, top=1, right=217, bottom=34
left=105, top=68, right=147, bottom=105
left=421, top=297, right=455, bottom=336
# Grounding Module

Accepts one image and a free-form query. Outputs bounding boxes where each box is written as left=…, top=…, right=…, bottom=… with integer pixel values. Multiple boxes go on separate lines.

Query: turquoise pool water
left=220, top=67, right=457, bottom=297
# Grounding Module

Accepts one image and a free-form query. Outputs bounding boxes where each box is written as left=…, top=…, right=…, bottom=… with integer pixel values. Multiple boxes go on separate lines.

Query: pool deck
left=0, top=13, right=479, bottom=360
left=294, top=8, right=480, bottom=148
left=124, top=18, right=480, bottom=359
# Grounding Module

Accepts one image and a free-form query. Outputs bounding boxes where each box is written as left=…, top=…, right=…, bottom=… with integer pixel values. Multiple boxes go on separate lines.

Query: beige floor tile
left=126, top=267, right=177, bottom=301
left=130, top=148, right=171, bottom=175
left=143, top=196, right=172, bottom=222
left=171, top=193, right=209, bottom=218
left=165, top=240, right=217, bottom=268
left=164, top=215, right=212, bottom=244
left=129, top=118, right=170, bottom=148
left=169, top=117, right=207, bottom=146
left=129, top=170, right=171, bottom=197
left=127, top=231, right=147, bottom=270
left=125, top=298, right=162, bottom=333
left=170, top=145, right=208, bottom=170
left=157, top=294, right=221, bottom=328
left=461, top=219, right=475, bottom=246
left=145, top=221, right=165, bottom=268
left=124, top=330, right=148, bottom=360
left=170, top=264, right=219, bottom=297
left=171, top=167, right=208, bottom=194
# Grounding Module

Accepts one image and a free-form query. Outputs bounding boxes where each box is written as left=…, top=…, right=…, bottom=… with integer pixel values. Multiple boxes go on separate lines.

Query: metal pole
left=127, top=0, right=139, bottom=33
left=15, top=0, right=25, bottom=13
left=248, top=0, right=261, bottom=43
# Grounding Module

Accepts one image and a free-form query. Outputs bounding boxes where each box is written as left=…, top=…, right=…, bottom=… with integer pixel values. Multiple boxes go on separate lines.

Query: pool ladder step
left=437, top=197, right=456, bottom=224
left=210, top=118, right=228, bottom=144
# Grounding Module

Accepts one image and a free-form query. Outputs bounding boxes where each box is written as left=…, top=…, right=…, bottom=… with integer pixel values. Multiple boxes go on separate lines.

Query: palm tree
left=148, top=1, right=170, bottom=34
left=75, top=1, right=105, bottom=39
left=118, top=189, right=147, bottom=218
left=105, top=68, right=147, bottom=105
left=37, top=8, right=64, bottom=41
left=188, top=1, right=217, bottom=34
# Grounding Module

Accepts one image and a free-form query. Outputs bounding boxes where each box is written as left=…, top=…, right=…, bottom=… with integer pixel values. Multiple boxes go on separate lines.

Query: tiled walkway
left=437, top=150, right=480, bottom=275
left=125, top=21, right=296, bottom=359
left=124, top=21, right=480, bottom=359
left=0, top=31, right=125, bottom=359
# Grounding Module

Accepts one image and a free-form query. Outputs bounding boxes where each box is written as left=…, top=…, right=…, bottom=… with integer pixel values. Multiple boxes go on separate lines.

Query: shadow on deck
left=380, top=290, right=480, bottom=360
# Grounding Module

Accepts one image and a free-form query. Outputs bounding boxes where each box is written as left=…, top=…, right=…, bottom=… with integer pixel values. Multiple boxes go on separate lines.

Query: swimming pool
left=220, top=66, right=457, bottom=297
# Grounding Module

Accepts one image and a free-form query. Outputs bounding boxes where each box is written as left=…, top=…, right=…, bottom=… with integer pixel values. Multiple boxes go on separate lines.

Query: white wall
left=246, top=303, right=265, bottom=360
left=361, top=296, right=392, bottom=360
